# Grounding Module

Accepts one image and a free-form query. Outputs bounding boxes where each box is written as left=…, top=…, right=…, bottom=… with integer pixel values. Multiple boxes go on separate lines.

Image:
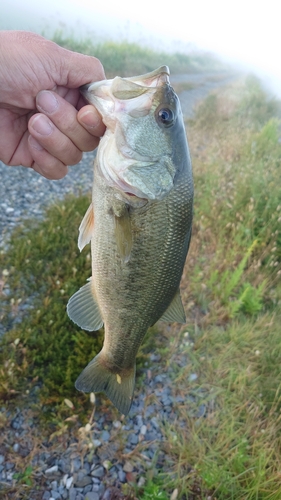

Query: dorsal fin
left=78, top=203, right=94, bottom=252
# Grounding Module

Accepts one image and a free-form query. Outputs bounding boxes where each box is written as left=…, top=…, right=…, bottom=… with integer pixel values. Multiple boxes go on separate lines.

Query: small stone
left=146, top=431, right=158, bottom=440
left=112, top=420, right=121, bottom=429
left=91, top=465, right=104, bottom=478
left=69, top=487, right=77, bottom=500
left=50, top=491, right=61, bottom=500
left=150, top=353, right=161, bottom=361
left=83, top=485, right=93, bottom=494
left=42, top=491, right=51, bottom=500
left=84, top=493, right=99, bottom=500
left=58, top=459, right=70, bottom=474
left=45, top=465, right=59, bottom=474
left=140, top=425, right=147, bottom=435
left=13, top=443, right=20, bottom=453
left=196, top=404, right=206, bottom=417
left=128, top=433, right=138, bottom=445
left=189, top=373, right=198, bottom=382
left=161, top=395, right=172, bottom=406
left=137, top=477, right=146, bottom=488
left=118, top=470, right=126, bottom=482
left=101, top=430, right=110, bottom=442
left=11, top=418, right=20, bottom=430
left=145, top=405, right=154, bottom=417
left=93, top=439, right=101, bottom=447
left=66, top=476, right=74, bottom=489
left=71, top=457, right=81, bottom=472
left=135, top=415, right=143, bottom=427
left=51, top=480, right=58, bottom=490
left=151, top=417, right=159, bottom=429
left=5, top=462, right=15, bottom=470
left=123, top=461, right=134, bottom=473
left=75, top=475, right=92, bottom=488
left=0, top=455, right=4, bottom=465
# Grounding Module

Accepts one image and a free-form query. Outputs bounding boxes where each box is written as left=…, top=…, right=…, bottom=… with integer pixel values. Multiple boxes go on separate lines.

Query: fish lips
left=79, top=66, right=171, bottom=103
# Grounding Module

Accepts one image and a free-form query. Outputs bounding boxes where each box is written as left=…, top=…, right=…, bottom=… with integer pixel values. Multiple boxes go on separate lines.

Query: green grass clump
left=183, top=76, right=281, bottom=323
left=159, top=77, right=281, bottom=498
left=0, top=195, right=104, bottom=409
left=51, top=30, right=225, bottom=77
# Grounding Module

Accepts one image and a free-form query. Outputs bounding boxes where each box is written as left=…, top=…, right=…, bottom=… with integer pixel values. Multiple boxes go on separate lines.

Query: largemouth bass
left=67, top=66, right=193, bottom=415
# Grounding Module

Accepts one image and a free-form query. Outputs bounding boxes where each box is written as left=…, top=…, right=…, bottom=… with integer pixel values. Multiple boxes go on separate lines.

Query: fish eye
left=157, top=107, right=175, bottom=127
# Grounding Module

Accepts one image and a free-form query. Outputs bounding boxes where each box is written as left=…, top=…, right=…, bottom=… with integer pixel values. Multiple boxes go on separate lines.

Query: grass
left=156, top=76, right=281, bottom=499
left=1, top=71, right=281, bottom=498
left=50, top=30, right=226, bottom=77
left=0, top=195, right=104, bottom=417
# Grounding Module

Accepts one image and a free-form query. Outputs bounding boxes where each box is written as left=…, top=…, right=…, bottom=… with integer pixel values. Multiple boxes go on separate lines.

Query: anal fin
left=67, top=280, right=103, bottom=331
left=159, top=289, right=186, bottom=324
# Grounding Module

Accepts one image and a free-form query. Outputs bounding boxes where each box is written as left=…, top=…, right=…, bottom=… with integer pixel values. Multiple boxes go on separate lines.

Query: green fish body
left=67, top=66, right=193, bottom=415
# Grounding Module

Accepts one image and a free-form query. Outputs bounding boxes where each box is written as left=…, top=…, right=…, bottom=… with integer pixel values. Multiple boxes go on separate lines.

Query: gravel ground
left=0, top=73, right=236, bottom=499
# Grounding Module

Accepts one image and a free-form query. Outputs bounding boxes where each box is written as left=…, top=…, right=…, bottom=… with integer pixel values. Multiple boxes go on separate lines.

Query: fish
left=67, top=66, right=193, bottom=415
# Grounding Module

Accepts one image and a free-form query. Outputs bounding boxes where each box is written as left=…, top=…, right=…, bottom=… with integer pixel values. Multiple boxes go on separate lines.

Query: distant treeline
left=51, top=30, right=226, bottom=77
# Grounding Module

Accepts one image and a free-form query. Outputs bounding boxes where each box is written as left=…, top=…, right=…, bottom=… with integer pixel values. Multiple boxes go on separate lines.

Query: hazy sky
left=0, top=0, right=280, bottom=94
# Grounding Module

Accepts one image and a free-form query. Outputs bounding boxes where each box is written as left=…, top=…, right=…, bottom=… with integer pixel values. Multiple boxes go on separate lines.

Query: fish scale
left=67, top=66, right=193, bottom=415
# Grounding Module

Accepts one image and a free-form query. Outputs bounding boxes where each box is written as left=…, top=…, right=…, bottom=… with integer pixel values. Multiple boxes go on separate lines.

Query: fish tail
left=75, top=352, right=135, bottom=416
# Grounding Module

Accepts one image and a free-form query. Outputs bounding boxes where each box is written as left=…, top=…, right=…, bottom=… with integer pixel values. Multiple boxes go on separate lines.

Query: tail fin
left=75, top=353, right=135, bottom=416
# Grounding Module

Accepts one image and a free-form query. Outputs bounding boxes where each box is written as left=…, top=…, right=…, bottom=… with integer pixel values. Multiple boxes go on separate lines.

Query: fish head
left=81, top=66, right=188, bottom=200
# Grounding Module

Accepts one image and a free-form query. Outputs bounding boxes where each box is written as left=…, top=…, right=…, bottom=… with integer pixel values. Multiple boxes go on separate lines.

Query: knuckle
left=67, top=148, right=82, bottom=165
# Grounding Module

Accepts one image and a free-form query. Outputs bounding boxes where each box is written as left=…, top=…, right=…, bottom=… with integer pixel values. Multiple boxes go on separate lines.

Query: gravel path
left=0, top=72, right=236, bottom=499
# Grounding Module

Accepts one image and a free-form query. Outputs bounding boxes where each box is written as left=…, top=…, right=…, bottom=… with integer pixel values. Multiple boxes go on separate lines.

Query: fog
left=0, top=0, right=280, bottom=96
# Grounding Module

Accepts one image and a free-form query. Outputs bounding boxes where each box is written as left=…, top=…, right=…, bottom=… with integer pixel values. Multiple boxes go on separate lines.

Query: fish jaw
left=80, top=66, right=170, bottom=131
left=81, top=66, right=183, bottom=201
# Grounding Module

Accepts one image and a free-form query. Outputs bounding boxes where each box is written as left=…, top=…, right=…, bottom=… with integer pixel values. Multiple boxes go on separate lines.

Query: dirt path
left=172, top=71, right=240, bottom=117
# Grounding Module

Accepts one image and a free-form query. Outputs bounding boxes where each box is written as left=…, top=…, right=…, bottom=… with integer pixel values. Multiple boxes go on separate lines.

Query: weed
left=140, top=481, right=169, bottom=500
left=13, top=465, right=33, bottom=486
left=50, top=30, right=225, bottom=77
left=0, top=195, right=104, bottom=413
left=163, top=77, right=281, bottom=499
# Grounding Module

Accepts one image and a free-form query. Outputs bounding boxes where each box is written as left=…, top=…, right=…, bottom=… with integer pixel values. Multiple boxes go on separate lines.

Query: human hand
left=0, top=31, right=106, bottom=179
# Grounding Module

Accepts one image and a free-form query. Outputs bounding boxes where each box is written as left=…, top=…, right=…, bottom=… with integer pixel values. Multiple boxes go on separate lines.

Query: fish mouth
left=80, top=66, right=170, bottom=101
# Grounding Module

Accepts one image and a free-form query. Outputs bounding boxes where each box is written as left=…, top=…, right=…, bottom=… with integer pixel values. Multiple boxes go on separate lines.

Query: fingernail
left=37, top=91, right=58, bottom=114
left=29, top=136, right=44, bottom=150
left=79, top=109, right=99, bottom=128
left=31, top=115, right=53, bottom=136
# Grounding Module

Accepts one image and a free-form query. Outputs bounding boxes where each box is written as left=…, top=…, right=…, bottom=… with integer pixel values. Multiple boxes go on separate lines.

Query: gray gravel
left=0, top=151, right=94, bottom=248
left=0, top=73, right=235, bottom=499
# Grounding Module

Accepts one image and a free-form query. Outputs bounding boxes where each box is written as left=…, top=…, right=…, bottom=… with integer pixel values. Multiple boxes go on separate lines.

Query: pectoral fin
left=113, top=203, right=132, bottom=263
left=67, top=280, right=103, bottom=331
left=78, top=203, right=94, bottom=251
left=159, top=290, right=186, bottom=324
